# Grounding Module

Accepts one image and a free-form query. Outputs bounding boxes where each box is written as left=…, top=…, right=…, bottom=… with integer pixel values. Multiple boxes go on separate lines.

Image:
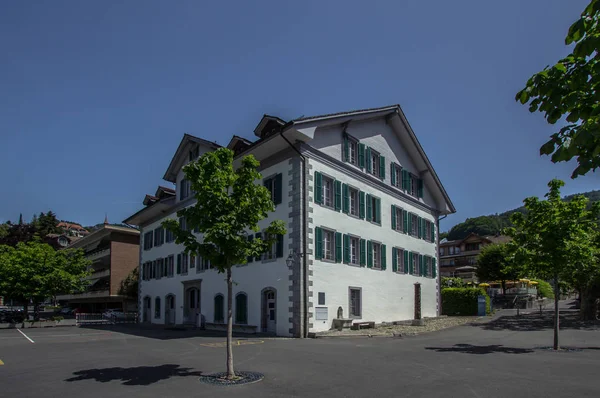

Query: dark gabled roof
left=163, top=134, right=222, bottom=183
left=291, top=105, right=400, bottom=122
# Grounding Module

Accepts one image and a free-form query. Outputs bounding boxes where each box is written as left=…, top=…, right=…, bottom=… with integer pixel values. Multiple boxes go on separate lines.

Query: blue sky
left=1, top=0, right=597, bottom=231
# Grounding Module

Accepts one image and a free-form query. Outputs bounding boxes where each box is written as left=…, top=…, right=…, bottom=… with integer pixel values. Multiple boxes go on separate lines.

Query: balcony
left=87, top=247, right=110, bottom=263
left=84, top=269, right=111, bottom=280
left=56, top=289, right=110, bottom=301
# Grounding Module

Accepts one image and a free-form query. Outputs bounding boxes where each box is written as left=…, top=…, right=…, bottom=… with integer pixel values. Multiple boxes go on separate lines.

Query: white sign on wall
left=315, top=307, right=328, bottom=321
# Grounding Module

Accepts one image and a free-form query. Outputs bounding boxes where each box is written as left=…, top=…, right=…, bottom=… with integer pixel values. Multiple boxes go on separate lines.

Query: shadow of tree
left=425, top=344, right=534, bottom=355
left=475, top=311, right=600, bottom=332
left=64, top=364, right=203, bottom=386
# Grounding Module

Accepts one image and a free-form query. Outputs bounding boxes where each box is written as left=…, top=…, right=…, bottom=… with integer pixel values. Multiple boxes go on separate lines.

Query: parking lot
left=1, top=309, right=599, bottom=398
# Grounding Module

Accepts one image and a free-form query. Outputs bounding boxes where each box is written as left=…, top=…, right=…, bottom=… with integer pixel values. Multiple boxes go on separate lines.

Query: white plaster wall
left=140, top=158, right=294, bottom=336
left=308, top=118, right=438, bottom=210
left=175, top=145, right=215, bottom=204
left=308, top=156, right=438, bottom=333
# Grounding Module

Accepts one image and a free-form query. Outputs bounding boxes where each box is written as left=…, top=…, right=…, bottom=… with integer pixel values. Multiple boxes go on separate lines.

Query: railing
left=84, top=269, right=111, bottom=280
left=56, top=289, right=110, bottom=300
left=87, top=248, right=111, bottom=262
left=76, top=312, right=138, bottom=326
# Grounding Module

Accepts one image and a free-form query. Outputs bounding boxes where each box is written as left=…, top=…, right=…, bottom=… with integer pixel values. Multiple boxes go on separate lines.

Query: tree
left=163, top=148, right=286, bottom=380
left=505, top=179, right=600, bottom=350
left=118, top=268, right=139, bottom=298
left=0, top=241, right=90, bottom=320
left=476, top=243, right=520, bottom=295
left=516, top=0, right=600, bottom=178
left=35, top=211, right=60, bottom=236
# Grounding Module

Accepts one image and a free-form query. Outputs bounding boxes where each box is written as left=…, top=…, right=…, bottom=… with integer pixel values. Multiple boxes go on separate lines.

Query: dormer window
left=189, top=146, right=200, bottom=162
left=180, top=179, right=190, bottom=200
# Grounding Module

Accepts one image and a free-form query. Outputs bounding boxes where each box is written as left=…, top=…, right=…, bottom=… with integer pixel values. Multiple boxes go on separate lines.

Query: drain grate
left=198, top=371, right=264, bottom=386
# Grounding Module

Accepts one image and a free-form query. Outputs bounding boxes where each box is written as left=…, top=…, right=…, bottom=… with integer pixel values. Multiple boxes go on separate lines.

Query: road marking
left=0, top=359, right=4, bottom=365
left=16, top=329, right=35, bottom=344
left=199, top=340, right=265, bottom=348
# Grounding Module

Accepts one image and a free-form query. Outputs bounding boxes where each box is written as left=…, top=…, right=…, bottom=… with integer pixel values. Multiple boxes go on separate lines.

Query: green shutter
left=335, top=232, right=342, bottom=263
left=379, top=156, right=386, bottom=180
left=417, top=217, right=422, bottom=239
left=390, top=164, right=396, bottom=186
left=315, top=227, right=322, bottom=260
left=419, top=255, right=424, bottom=276
left=314, top=171, right=322, bottom=204
left=402, top=170, right=408, bottom=190
left=403, top=210, right=408, bottom=233
left=376, top=198, right=381, bottom=224
left=432, top=258, right=437, bottom=278
left=409, top=252, right=413, bottom=274
left=359, top=191, right=366, bottom=219
left=343, top=134, right=349, bottom=161
left=274, top=173, right=282, bottom=205
left=424, top=257, right=429, bottom=277
left=381, top=244, right=387, bottom=270
left=408, top=213, right=413, bottom=235
left=342, top=184, right=349, bottom=214
left=408, top=174, right=413, bottom=193
left=255, top=233, right=262, bottom=261
left=365, top=147, right=372, bottom=173
left=366, top=194, right=372, bottom=221
left=392, top=247, right=398, bottom=272
left=334, top=180, right=342, bottom=211
left=177, top=254, right=181, bottom=274
left=247, top=235, right=254, bottom=263
left=404, top=250, right=409, bottom=274
left=276, top=234, right=284, bottom=258
left=431, top=223, right=435, bottom=243
left=367, top=241, right=373, bottom=268
left=359, top=239, right=366, bottom=266
left=391, top=205, right=396, bottom=230
left=343, top=234, right=350, bottom=264
left=418, top=178, right=424, bottom=198
left=358, top=143, right=365, bottom=169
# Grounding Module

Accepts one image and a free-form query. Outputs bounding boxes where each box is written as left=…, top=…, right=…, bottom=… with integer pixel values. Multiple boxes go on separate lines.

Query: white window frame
left=370, top=150, right=380, bottom=177
left=264, top=232, right=277, bottom=260
left=349, top=287, right=362, bottom=319
left=167, top=255, right=174, bottom=277
left=348, top=136, right=358, bottom=166
left=411, top=253, right=419, bottom=276
left=372, top=242, right=381, bottom=269
left=396, top=248, right=405, bottom=273
left=323, top=229, right=335, bottom=261
left=264, top=176, right=276, bottom=203
left=349, top=236, right=359, bottom=265
left=181, top=253, right=188, bottom=274
left=392, top=165, right=402, bottom=188
left=349, top=187, right=359, bottom=216
left=394, top=208, right=404, bottom=232
left=409, top=174, right=418, bottom=196
left=370, top=195, right=378, bottom=223
left=411, top=214, right=418, bottom=236
left=322, top=175, right=334, bottom=208
left=424, top=220, right=432, bottom=242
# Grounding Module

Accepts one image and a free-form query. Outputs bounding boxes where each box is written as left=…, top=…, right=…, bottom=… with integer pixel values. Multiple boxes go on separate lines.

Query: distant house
left=45, top=233, right=81, bottom=249
left=57, top=221, right=89, bottom=237
left=439, top=233, right=510, bottom=281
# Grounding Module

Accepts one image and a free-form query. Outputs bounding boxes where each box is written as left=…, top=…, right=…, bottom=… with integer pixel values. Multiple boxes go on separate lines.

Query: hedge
left=441, top=287, right=490, bottom=316
left=532, top=279, right=554, bottom=299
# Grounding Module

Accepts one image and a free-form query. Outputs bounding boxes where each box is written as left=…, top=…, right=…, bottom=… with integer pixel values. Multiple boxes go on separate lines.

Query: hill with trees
left=445, top=190, right=600, bottom=240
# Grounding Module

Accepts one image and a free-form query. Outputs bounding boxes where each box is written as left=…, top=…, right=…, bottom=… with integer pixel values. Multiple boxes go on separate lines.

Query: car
left=59, top=307, right=72, bottom=315
left=102, top=309, right=126, bottom=320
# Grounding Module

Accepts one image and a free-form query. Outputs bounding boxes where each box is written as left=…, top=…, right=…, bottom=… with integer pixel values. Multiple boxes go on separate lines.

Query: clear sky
left=1, top=0, right=597, bottom=231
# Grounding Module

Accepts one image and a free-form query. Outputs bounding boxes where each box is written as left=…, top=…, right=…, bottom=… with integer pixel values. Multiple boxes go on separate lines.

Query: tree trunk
left=226, top=267, right=235, bottom=379
left=33, top=300, right=40, bottom=321
left=580, top=286, right=597, bottom=320
left=501, top=280, right=506, bottom=296
left=23, top=300, right=28, bottom=323
left=553, top=276, right=560, bottom=351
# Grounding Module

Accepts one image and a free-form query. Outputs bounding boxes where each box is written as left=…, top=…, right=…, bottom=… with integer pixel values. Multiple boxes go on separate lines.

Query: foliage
left=118, top=268, right=139, bottom=297
left=532, top=279, right=554, bottom=299
left=0, top=241, right=90, bottom=319
left=441, top=288, right=490, bottom=316
left=162, top=147, right=286, bottom=379
left=505, top=179, right=600, bottom=348
left=515, top=0, right=600, bottom=178
left=50, top=316, right=64, bottom=322
left=441, top=277, right=464, bottom=288
left=476, top=244, right=521, bottom=293
left=0, top=211, right=62, bottom=247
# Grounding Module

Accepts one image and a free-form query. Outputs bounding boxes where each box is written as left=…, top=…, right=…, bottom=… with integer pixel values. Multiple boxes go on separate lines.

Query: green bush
left=442, top=287, right=491, bottom=316
left=50, top=316, right=64, bottom=322
left=532, top=279, right=554, bottom=299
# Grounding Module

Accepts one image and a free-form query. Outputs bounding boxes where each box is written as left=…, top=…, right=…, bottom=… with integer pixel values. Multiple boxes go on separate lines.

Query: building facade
left=439, top=233, right=510, bottom=281
left=56, top=224, right=140, bottom=312
left=125, top=105, right=455, bottom=337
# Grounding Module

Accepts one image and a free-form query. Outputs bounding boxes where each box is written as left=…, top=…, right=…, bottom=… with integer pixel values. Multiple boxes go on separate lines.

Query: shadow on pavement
left=64, top=364, right=203, bottom=385
left=474, top=310, right=600, bottom=332
left=425, top=344, right=534, bottom=355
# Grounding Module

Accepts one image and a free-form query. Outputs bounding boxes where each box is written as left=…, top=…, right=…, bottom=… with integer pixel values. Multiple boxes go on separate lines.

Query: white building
left=124, top=105, right=455, bottom=337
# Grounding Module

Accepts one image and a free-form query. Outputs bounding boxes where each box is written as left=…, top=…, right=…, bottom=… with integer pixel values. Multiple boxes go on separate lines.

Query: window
left=143, top=232, right=153, bottom=250
left=165, top=229, right=174, bottom=243
left=179, top=217, right=188, bottom=232
left=466, top=243, right=480, bottom=251
left=349, top=236, right=359, bottom=265
left=318, top=292, right=326, bottom=306
left=263, top=174, right=283, bottom=205
left=409, top=174, right=418, bottom=196
left=235, top=293, right=248, bottom=324
left=391, top=205, right=404, bottom=232
left=370, top=150, right=380, bottom=177
left=372, top=242, right=381, bottom=269
left=322, top=175, right=334, bottom=207
left=349, top=187, right=359, bottom=216
left=179, top=179, right=190, bottom=200
left=189, top=145, right=200, bottom=162
left=197, top=255, right=212, bottom=271
left=190, top=254, right=196, bottom=268
left=410, top=213, right=418, bottom=237
left=366, top=194, right=381, bottom=224
left=391, top=163, right=402, bottom=188
left=181, top=253, right=188, bottom=274
left=394, top=248, right=405, bottom=273
left=455, top=246, right=461, bottom=254
left=263, top=233, right=283, bottom=261
left=439, top=247, right=445, bottom=256
left=423, top=220, right=432, bottom=242
left=214, top=294, right=224, bottom=323
left=167, top=255, right=174, bottom=277
left=349, top=288, right=361, bottom=318
left=348, top=138, right=358, bottom=165
left=323, top=229, right=335, bottom=261
left=154, top=227, right=164, bottom=247
left=411, top=252, right=419, bottom=275
left=154, top=297, right=161, bottom=318
left=424, top=256, right=432, bottom=277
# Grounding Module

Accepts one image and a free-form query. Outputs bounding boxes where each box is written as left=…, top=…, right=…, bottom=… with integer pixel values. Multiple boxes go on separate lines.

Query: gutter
left=280, top=129, right=309, bottom=339
left=437, top=214, right=448, bottom=317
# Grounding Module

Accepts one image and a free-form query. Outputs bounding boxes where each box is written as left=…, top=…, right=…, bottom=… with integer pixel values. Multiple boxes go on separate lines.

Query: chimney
left=104, top=214, right=109, bottom=225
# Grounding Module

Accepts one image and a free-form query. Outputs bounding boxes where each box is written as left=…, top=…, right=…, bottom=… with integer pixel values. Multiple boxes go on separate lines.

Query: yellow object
left=529, top=281, right=538, bottom=285
left=479, top=283, right=490, bottom=287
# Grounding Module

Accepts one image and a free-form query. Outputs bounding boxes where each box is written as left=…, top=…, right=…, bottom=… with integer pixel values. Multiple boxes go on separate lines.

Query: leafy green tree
left=35, top=211, right=60, bottom=236
left=476, top=244, right=520, bottom=295
left=505, top=179, right=600, bottom=349
left=531, top=279, right=555, bottom=300
left=163, top=148, right=286, bottom=380
left=516, top=0, right=600, bottom=178
left=0, top=241, right=90, bottom=320
left=441, top=277, right=464, bottom=288
left=118, top=268, right=139, bottom=298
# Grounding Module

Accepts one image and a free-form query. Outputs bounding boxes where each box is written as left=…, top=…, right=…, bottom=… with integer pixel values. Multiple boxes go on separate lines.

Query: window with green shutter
left=417, top=178, right=424, bottom=198
left=404, top=250, right=409, bottom=274
left=392, top=247, right=398, bottom=272
left=254, top=232, right=262, bottom=261
left=403, top=209, right=408, bottom=233
left=432, top=258, right=437, bottom=278
left=408, top=252, right=414, bottom=274
left=343, top=133, right=349, bottom=162
left=375, top=197, right=381, bottom=224
left=390, top=163, right=396, bottom=186
left=315, top=227, right=323, bottom=260
left=334, top=180, right=342, bottom=211
left=381, top=244, right=387, bottom=270
left=365, top=147, right=372, bottom=173
left=402, top=169, right=409, bottom=190
left=177, top=254, right=182, bottom=274
left=431, top=223, right=435, bottom=243
left=343, top=234, right=350, bottom=264
left=359, top=238, right=366, bottom=266
left=359, top=191, right=366, bottom=219
left=342, top=184, right=350, bottom=214
left=366, top=194, right=372, bottom=221
left=335, top=232, right=342, bottom=263
left=314, top=171, right=322, bottom=204
left=419, top=254, right=424, bottom=276
left=391, top=205, right=396, bottom=230
left=274, top=173, right=282, bottom=204
left=367, top=240, right=373, bottom=268
left=358, top=143, right=365, bottom=169
left=379, top=156, right=386, bottom=180
left=417, top=217, right=422, bottom=239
